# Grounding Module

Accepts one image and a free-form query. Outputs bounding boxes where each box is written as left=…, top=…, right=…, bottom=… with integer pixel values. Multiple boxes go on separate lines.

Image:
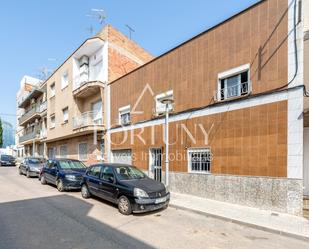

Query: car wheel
left=26, top=170, right=30, bottom=178
left=81, top=184, right=91, bottom=199
left=118, top=196, right=132, bottom=215
left=40, top=174, right=47, bottom=185
left=56, top=179, right=64, bottom=192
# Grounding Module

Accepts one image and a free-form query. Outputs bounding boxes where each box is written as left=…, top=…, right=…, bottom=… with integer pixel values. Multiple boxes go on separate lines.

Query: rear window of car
left=58, top=160, right=86, bottom=169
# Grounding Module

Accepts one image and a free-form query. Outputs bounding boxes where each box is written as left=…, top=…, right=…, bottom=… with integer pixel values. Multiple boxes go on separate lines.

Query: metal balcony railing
left=19, top=126, right=41, bottom=143
left=215, top=82, right=250, bottom=101
left=19, top=101, right=47, bottom=125
left=73, top=111, right=103, bottom=129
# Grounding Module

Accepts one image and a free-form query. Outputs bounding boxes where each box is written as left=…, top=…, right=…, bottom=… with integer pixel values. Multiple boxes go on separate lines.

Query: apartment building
left=16, top=25, right=153, bottom=164
left=106, top=0, right=309, bottom=216
left=16, top=76, right=45, bottom=157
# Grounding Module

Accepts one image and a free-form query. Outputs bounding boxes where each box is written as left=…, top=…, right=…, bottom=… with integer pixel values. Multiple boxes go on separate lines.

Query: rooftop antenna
left=86, top=25, right=95, bottom=36
left=86, top=9, right=106, bottom=25
left=37, top=66, right=52, bottom=81
left=125, top=24, right=135, bottom=40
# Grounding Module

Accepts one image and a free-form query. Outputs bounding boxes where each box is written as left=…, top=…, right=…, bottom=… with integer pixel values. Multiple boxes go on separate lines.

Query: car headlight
left=134, top=188, right=149, bottom=198
left=65, top=175, right=76, bottom=181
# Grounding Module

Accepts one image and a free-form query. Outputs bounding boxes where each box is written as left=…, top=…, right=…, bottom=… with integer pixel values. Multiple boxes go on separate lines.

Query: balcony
left=73, top=111, right=104, bottom=134
left=19, top=126, right=41, bottom=144
left=73, top=75, right=104, bottom=99
left=19, top=101, right=47, bottom=126
left=18, top=87, right=44, bottom=108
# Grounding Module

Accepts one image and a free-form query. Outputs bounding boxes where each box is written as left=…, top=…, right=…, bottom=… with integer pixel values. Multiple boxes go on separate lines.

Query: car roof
left=90, top=163, right=133, bottom=168
left=51, top=158, right=82, bottom=162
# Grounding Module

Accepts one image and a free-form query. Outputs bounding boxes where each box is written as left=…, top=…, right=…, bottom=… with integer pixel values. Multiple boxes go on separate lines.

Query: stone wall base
left=167, top=172, right=303, bottom=216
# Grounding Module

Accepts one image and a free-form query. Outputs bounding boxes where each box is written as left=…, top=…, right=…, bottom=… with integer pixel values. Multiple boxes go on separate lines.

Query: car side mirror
left=108, top=176, right=114, bottom=183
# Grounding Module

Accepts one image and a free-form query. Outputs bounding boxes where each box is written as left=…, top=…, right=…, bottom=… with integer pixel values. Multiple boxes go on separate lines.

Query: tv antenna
left=87, top=9, right=106, bottom=25
left=37, top=66, right=52, bottom=81
left=86, top=25, right=95, bottom=36
left=125, top=24, right=135, bottom=40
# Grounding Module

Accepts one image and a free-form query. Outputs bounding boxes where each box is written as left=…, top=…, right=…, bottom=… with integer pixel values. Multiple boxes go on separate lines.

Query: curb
left=169, top=203, right=309, bottom=242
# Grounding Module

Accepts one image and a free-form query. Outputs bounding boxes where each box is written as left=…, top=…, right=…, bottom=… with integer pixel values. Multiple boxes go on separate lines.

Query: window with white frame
left=50, top=115, right=55, bottom=129
left=50, top=82, right=55, bottom=98
left=61, top=71, right=69, bottom=89
left=118, top=105, right=131, bottom=125
left=78, top=143, right=88, bottom=161
left=188, top=148, right=212, bottom=173
left=62, top=107, right=69, bottom=123
left=218, top=64, right=250, bottom=101
left=60, top=145, right=68, bottom=158
left=48, top=147, right=56, bottom=159
left=155, top=90, right=173, bottom=114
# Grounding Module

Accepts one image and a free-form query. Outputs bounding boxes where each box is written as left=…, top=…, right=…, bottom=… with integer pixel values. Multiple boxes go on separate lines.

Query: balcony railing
left=19, top=126, right=41, bottom=143
left=215, top=82, right=250, bottom=101
left=19, top=101, right=47, bottom=125
left=73, top=74, right=89, bottom=91
left=73, top=111, right=103, bottom=129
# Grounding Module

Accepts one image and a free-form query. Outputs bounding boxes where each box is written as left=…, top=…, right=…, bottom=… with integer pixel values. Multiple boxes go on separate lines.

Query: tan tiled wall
left=111, top=101, right=288, bottom=177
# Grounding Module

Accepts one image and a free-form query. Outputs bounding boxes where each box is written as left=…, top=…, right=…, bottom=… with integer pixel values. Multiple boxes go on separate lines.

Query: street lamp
left=159, top=97, right=174, bottom=187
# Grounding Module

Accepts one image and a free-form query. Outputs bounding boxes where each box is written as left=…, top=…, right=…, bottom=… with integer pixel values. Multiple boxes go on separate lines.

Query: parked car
left=81, top=163, right=170, bottom=215
left=40, top=159, right=87, bottom=192
left=19, top=157, right=46, bottom=178
left=0, top=155, right=16, bottom=166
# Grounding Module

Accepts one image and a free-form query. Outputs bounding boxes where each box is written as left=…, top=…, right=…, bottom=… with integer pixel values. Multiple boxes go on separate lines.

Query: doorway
left=149, top=148, right=162, bottom=182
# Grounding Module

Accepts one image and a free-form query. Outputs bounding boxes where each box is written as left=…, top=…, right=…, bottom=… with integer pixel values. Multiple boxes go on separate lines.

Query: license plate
left=155, top=197, right=166, bottom=204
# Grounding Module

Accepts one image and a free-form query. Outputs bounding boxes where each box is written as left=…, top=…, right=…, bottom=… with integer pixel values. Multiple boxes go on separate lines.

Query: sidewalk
left=169, top=192, right=309, bottom=241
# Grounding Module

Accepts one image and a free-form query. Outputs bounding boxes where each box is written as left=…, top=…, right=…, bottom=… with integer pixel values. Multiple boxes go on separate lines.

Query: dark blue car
left=40, top=159, right=87, bottom=192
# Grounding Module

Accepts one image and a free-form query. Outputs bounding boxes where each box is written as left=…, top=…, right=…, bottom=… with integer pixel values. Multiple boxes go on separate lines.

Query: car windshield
left=115, top=166, right=147, bottom=180
left=58, top=160, right=86, bottom=170
left=1, top=155, right=13, bottom=161
left=28, top=158, right=45, bottom=164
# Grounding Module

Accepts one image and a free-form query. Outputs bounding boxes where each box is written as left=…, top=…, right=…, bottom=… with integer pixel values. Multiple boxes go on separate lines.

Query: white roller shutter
left=112, top=149, right=132, bottom=165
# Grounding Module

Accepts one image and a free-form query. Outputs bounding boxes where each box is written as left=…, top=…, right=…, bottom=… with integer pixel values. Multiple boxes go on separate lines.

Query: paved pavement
left=170, top=192, right=309, bottom=240
left=0, top=167, right=309, bottom=249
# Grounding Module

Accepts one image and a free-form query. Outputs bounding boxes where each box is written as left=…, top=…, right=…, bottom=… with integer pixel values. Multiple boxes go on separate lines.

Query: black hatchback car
left=0, top=155, right=16, bottom=166
left=40, top=159, right=87, bottom=192
left=81, top=163, right=170, bottom=215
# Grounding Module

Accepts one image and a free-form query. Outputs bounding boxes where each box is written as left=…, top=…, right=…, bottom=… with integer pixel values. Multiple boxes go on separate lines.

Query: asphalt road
left=0, top=167, right=308, bottom=249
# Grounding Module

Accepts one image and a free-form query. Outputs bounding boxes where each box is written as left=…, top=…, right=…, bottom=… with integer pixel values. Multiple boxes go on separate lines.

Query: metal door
left=150, top=148, right=162, bottom=182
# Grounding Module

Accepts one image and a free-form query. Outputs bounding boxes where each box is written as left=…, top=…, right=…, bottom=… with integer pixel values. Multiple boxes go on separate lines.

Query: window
left=188, top=148, right=212, bottom=173
left=155, top=90, right=173, bottom=114
left=62, top=107, right=69, bottom=123
left=47, top=148, right=56, bottom=159
left=218, top=65, right=250, bottom=101
left=118, top=105, right=131, bottom=125
left=88, top=166, right=101, bottom=178
left=92, top=100, right=102, bottom=125
left=50, top=82, right=55, bottom=98
left=61, top=71, right=69, bottom=89
left=78, top=143, right=88, bottom=161
left=101, top=166, right=114, bottom=181
left=50, top=115, right=55, bottom=129
left=60, top=145, right=67, bottom=158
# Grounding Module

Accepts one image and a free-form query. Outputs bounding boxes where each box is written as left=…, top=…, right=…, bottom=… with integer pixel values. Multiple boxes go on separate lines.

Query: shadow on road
left=0, top=194, right=154, bottom=249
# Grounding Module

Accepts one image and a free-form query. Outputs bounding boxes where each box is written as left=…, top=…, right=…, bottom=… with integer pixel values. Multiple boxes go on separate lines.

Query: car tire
left=118, top=196, right=132, bottom=215
left=40, top=174, right=47, bottom=185
left=26, top=170, right=30, bottom=178
left=56, top=179, right=64, bottom=192
left=81, top=184, right=91, bottom=199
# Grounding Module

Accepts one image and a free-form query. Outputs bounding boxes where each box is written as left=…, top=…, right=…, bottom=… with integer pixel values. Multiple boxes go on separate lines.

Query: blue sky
left=0, top=0, right=259, bottom=128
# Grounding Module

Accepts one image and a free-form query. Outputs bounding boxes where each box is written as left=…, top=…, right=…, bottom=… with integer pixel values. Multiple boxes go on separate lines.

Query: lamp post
left=160, top=98, right=174, bottom=187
